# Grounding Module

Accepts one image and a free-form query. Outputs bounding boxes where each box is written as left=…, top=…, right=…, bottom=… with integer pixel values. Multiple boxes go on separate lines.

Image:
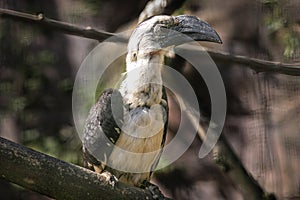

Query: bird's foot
left=99, top=171, right=118, bottom=187
left=141, top=180, right=165, bottom=200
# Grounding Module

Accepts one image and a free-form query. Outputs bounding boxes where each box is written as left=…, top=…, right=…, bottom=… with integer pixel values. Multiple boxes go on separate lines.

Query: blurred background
left=0, top=0, right=299, bottom=199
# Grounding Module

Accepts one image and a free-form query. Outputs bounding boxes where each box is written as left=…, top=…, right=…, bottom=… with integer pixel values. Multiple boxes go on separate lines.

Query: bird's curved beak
left=173, top=15, right=222, bottom=44
left=162, top=15, right=222, bottom=47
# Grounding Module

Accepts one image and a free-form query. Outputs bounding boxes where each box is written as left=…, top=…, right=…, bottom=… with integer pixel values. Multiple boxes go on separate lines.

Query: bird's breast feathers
left=108, top=104, right=166, bottom=173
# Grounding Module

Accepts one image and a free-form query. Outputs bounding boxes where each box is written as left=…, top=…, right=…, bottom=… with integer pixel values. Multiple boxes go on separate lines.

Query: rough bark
left=0, top=137, right=167, bottom=200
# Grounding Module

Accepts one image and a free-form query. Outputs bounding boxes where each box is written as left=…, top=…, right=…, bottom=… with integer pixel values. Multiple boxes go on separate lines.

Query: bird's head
left=126, top=15, right=222, bottom=69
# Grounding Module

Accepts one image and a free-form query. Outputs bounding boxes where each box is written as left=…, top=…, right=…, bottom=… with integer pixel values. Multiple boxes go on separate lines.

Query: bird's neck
left=120, top=55, right=164, bottom=108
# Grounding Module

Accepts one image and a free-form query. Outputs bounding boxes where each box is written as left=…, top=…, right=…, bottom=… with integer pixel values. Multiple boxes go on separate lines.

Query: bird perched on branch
left=82, top=15, right=221, bottom=194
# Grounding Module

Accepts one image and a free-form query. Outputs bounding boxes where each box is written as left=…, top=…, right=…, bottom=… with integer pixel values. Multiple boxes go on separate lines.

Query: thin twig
left=0, top=8, right=299, bottom=76
left=206, top=48, right=300, bottom=76
left=0, top=8, right=126, bottom=42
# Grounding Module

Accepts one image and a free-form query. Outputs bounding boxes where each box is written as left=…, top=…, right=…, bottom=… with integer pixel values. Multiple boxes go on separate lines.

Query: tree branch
left=0, top=137, right=168, bottom=200
left=0, top=8, right=126, bottom=42
left=205, top=48, right=300, bottom=76
left=213, top=135, right=276, bottom=200
left=188, top=118, right=276, bottom=200
left=0, top=8, right=299, bottom=76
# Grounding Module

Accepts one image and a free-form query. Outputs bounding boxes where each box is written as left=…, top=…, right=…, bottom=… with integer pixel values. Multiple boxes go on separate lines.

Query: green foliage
left=261, top=0, right=276, bottom=3
left=11, top=97, right=28, bottom=112
left=79, top=0, right=104, bottom=16
left=283, top=32, right=300, bottom=58
left=262, top=0, right=300, bottom=59
left=0, top=7, right=81, bottom=166
left=65, top=1, right=97, bottom=21
left=58, top=78, right=73, bottom=92
left=26, top=50, right=57, bottom=66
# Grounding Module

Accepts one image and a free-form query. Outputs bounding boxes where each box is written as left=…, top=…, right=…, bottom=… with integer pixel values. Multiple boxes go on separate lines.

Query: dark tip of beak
left=173, top=15, right=222, bottom=44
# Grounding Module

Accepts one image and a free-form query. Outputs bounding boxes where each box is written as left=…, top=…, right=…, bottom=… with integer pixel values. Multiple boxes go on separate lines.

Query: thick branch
left=0, top=137, right=162, bottom=200
left=0, top=8, right=299, bottom=76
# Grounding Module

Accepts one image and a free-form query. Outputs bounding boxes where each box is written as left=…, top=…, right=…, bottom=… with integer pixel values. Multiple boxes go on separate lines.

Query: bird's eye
left=131, top=53, right=137, bottom=61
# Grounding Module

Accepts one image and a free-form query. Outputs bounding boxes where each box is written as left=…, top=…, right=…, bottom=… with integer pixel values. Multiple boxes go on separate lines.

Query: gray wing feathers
left=83, top=89, right=123, bottom=169
left=150, top=86, right=168, bottom=173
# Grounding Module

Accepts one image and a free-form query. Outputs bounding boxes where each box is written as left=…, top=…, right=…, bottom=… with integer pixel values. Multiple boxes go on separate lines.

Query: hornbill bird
left=82, top=15, right=222, bottom=191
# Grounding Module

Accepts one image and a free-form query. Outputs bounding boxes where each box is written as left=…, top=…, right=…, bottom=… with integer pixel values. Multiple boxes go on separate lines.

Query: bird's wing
left=160, top=86, right=169, bottom=146
left=150, top=86, right=168, bottom=174
left=82, top=88, right=123, bottom=172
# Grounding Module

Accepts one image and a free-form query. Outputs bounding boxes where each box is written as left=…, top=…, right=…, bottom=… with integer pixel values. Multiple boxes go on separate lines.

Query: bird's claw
left=100, top=171, right=118, bottom=187
left=142, top=180, right=166, bottom=200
